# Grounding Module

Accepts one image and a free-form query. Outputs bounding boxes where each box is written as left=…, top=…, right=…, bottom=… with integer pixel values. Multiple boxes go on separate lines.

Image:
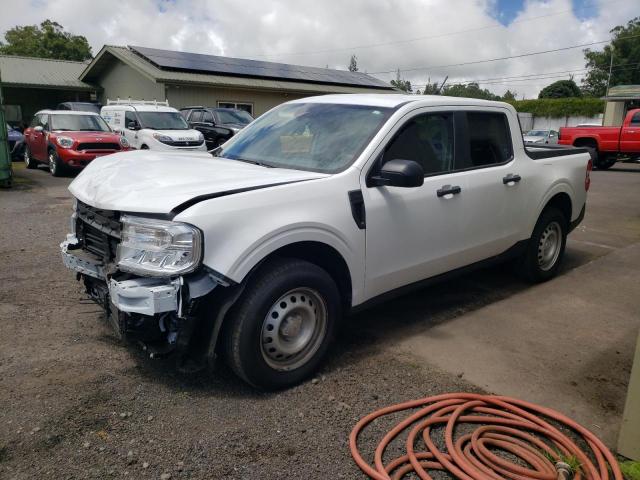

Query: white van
left=101, top=100, right=206, bottom=151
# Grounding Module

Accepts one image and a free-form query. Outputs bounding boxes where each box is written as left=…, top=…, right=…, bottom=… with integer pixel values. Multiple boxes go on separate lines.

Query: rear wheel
left=24, top=146, right=37, bottom=169
left=224, top=258, right=340, bottom=390
left=517, top=207, right=567, bottom=283
left=48, top=150, right=65, bottom=177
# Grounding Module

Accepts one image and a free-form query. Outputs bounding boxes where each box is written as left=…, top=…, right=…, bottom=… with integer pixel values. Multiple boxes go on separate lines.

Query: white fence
left=517, top=113, right=603, bottom=132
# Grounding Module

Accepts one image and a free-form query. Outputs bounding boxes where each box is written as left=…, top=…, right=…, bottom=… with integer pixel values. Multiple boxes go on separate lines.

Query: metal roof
left=603, top=84, right=640, bottom=101
left=0, top=55, right=96, bottom=90
left=81, top=46, right=395, bottom=94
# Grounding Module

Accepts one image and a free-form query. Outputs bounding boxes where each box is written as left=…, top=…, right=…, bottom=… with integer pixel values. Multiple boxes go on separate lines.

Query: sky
left=0, top=0, right=637, bottom=98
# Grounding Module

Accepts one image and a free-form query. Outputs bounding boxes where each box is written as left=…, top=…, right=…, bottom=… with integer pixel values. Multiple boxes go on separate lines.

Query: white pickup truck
left=61, top=94, right=592, bottom=389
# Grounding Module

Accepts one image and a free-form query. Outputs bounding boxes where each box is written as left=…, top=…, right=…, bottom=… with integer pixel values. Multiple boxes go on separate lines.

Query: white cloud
left=0, top=0, right=637, bottom=97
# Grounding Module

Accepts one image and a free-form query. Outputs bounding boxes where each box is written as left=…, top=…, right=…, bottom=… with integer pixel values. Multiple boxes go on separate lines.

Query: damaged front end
left=61, top=200, right=227, bottom=366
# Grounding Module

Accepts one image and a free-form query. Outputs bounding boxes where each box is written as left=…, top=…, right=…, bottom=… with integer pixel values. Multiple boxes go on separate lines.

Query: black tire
left=24, top=145, right=37, bottom=169
left=140, top=144, right=149, bottom=150
left=48, top=149, right=65, bottom=177
left=224, top=257, right=341, bottom=390
left=595, top=156, right=616, bottom=170
left=517, top=207, right=568, bottom=283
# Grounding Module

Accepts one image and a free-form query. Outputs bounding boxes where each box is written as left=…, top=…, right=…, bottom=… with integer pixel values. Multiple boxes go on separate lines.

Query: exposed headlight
left=57, top=136, right=74, bottom=148
left=119, top=136, right=130, bottom=148
left=152, top=133, right=174, bottom=144
left=116, top=215, right=202, bottom=276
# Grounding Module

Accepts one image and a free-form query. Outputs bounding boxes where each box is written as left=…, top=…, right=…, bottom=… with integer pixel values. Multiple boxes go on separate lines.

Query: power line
left=251, top=0, right=622, bottom=59
left=369, top=34, right=640, bottom=75
left=414, top=61, right=640, bottom=87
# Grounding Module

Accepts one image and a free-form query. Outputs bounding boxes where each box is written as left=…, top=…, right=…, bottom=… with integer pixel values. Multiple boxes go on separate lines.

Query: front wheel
left=24, top=146, right=37, bottom=169
left=49, top=150, right=65, bottom=177
left=517, top=207, right=567, bottom=283
left=224, top=258, right=340, bottom=390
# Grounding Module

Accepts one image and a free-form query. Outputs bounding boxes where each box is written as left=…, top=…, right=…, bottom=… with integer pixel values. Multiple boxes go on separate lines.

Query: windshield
left=214, top=103, right=392, bottom=173
left=50, top=114, right=111, bottom=132
left=526, top=130, right=548, bottom=137
left=216, top=109, right=253, bottom=125
left=137, top=112, right=189, bottom=130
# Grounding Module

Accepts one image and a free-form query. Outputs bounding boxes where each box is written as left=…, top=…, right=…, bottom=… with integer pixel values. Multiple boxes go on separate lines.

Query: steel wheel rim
left=538, top=221, right=562, bottom=271
left=260, top=288, right=327, bottom=371
left=49, top=153, right=56, bottom=174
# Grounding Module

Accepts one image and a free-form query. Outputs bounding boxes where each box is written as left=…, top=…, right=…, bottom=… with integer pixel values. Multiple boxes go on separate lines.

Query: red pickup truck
left=559, top=109, right=640, bottom=169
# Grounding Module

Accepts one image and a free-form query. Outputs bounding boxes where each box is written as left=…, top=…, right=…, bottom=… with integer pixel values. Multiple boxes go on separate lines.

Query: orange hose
left=349, top=393, right=622, bottom=480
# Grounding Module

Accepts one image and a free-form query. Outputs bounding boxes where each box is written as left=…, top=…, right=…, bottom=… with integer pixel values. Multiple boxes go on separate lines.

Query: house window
left=218, top=101, right=254, bottom=115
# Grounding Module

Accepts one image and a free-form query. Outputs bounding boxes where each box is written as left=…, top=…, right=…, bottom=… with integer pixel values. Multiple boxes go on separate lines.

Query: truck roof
left=36, top=110, right=100, bottom=116
left=289, top=93, right=512, bottom=110
left=101, top=104, right=178, bottom=113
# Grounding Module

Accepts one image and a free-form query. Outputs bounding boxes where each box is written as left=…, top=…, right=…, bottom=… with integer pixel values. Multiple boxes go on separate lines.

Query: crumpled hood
left=68, top=150, right=327, bottom=214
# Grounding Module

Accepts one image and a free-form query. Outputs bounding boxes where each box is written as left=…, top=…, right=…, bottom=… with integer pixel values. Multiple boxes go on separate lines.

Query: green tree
left=421, top=77, right=441, bottom=95
left=538, top=79, right=582, bottom=98
left=442, top=83, right=500, bottom=100
left=0, top=20, right=92, bottom=60
left=582, top=17, right=640, bottom=97
left=502, top=89, right=517, bottom=101
left=390, top=68, right=412, bottom=92
left=348, top=54, right=358, bottom=72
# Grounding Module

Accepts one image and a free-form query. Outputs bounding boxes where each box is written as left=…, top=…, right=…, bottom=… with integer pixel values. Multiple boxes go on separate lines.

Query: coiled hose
left=349, top=393, right=622, bottom=480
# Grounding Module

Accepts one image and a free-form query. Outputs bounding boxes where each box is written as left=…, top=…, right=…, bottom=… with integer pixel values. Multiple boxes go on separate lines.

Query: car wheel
left=24, top=146, right=37, bottom=169
left=595, top=156, right=616, bottom=170
left=517, top=207, right=567, bottom=283
left=140, top=144, right=149, bottom=150
left=224, top=258, right=340, bottom=390
left=48, top=150, right=64, bottom=177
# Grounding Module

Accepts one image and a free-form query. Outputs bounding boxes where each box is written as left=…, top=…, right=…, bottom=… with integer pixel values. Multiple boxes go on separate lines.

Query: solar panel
left=129, top=45, right=392, bottom=89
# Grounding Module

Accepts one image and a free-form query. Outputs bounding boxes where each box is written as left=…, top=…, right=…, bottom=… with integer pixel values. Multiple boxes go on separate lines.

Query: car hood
left=54, top=131, right=121, bottom=141
left=68, top=150, right=328, bottom=214
left=219, top=122, right=247, bottom=130
left=523, top=136, right=545, bottom=143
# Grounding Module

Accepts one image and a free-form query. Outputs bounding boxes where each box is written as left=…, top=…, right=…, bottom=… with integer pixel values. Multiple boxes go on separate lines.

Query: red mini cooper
left=23, top=110, right=130, bottom=176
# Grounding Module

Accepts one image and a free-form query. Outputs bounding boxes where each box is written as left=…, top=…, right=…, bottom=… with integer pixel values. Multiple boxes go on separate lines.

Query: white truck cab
left=101, top=100, right=206, bottom=151
left=62, top=94, right=592, bottom=390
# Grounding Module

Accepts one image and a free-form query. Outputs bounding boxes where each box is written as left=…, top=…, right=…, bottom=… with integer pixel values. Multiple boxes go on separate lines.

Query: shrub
left=505, top=98, right=605, bottom=118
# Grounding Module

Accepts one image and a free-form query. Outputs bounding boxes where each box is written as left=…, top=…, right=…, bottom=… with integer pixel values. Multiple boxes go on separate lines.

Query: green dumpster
left=0, top=69, right=13, bottom=188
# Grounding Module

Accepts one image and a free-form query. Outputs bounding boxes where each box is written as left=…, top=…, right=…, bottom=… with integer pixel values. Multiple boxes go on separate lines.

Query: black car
left=179, top=107, right=253, bottom=150
left=56, top=102, right=102, bottom=114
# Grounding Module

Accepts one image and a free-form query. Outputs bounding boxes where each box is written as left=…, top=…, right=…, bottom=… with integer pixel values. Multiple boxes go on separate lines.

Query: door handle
left=437, top=185, right=462, bottom=197
left=503, top=174, right=522, bottom=185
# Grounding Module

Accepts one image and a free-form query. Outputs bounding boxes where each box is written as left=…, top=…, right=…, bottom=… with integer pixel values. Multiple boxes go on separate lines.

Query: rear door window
left=190, top=110, right=203, bottom=122
left=455, top=112, right=513, bottom=170
left=202, top=111, right=214, bottom=123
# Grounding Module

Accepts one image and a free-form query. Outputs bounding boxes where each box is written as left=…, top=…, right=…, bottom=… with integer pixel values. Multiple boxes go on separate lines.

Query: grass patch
left=621, top=461, right=640, bottom=480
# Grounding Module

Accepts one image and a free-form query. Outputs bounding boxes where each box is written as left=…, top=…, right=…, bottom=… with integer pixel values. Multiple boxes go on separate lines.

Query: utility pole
left=606, top=46, right=614, bottom=96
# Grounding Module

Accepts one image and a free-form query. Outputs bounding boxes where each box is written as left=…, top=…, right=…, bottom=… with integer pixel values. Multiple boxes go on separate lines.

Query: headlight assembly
left=152, top=133, right=174, bottom=144
left=119, top=136, right=130, bottom=148
left=57, top=136, right=74, bottom=148
left=116, top=215, right=202, bottom=276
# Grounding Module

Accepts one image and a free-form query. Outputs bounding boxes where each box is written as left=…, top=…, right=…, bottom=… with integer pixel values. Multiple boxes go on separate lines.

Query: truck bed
left=525, top=144, right=589, bottom=160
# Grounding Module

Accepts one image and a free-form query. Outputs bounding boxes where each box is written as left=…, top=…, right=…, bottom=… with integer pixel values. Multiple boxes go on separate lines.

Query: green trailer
left=0, top=68, right=14, bottom=188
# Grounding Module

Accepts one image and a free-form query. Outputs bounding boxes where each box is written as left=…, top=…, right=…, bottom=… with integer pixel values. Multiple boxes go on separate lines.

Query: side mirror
left=33, top=126, right=43, bottom=132
left=127, top=121, right=139, bottom=130
left=370, top=159, right=424, bottom=188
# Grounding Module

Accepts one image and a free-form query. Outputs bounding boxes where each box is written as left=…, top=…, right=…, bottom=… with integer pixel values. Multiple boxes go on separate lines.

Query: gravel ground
left=0, top=164, right=476, bottom=479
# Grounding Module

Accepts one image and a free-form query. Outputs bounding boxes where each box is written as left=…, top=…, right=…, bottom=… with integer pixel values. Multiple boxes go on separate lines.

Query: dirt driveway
left=1, top=162, right=639, bottom=479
